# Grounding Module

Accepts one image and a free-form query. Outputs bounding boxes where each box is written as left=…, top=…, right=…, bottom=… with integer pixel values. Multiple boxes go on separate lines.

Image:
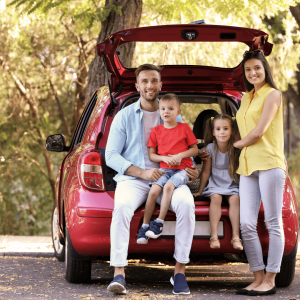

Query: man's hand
left=185, top=164, right=199, bottom=183
left=142, top=168, right=165, bottom=181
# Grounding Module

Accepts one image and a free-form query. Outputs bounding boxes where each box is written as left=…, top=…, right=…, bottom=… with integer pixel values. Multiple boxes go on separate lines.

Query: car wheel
left=275, top=259, right=296, bottom=287
left=65, top=227, right=92, bottom=283
left=51, top=202, right=65, bottom=262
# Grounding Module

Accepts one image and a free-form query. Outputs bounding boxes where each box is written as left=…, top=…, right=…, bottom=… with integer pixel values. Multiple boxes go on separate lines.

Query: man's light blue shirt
left=106, top=99, right=182, bottom=182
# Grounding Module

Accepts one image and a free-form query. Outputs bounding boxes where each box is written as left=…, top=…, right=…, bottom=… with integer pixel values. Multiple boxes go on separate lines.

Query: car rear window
left=118, top=42, right=249, bottom=69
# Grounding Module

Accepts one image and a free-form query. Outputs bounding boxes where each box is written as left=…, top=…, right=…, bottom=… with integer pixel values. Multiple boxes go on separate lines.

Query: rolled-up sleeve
left=106, top=112, right=132, bottom=175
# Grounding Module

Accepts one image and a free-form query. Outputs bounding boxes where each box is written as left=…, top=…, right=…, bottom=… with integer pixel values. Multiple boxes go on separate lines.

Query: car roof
left=97, top=24, right=273, bottom=93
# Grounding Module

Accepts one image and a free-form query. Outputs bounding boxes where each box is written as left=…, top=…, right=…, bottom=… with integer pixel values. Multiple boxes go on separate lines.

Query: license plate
left=160, top=221, right=224, bottom=238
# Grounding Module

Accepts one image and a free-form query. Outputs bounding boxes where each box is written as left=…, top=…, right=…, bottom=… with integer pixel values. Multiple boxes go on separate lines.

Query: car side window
left=70, top=92, right=98, bottom=148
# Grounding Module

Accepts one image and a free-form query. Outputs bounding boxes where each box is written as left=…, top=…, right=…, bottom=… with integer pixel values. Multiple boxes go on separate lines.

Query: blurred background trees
left=1, top=0, right=300, bottom=235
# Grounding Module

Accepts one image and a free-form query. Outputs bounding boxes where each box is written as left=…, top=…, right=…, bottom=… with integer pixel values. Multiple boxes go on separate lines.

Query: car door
left=58, top=92, right=99, bottom=237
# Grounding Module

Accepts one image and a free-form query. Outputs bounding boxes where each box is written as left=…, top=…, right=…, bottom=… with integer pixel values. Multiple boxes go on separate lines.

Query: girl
left=192, top=114, right=242, bottom=251
left=234, top=50, right=285, bottom=296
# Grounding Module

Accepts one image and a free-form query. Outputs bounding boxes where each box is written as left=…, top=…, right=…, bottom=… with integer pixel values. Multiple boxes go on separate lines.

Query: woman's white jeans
left=240, top=168, right=286, bottom=273
left=110, top=179, right=195, bottom=267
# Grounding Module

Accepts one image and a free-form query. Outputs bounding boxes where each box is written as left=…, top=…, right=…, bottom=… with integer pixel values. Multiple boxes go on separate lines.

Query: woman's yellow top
left=236, top=83, right=285, bottom=176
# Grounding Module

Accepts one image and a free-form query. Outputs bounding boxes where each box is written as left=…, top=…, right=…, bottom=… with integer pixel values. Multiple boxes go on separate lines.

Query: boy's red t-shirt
left=147, top=122, right=198, bottom=169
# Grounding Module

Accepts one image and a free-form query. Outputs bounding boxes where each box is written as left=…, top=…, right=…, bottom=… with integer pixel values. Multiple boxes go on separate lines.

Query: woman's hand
left=233, top=140, right=243, bottom=149
left=185, top=164, right=199, bottom=183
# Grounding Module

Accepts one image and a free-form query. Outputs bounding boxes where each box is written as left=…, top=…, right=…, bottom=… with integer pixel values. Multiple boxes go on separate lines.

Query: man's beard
left=141, top=90, right=159, bottom=102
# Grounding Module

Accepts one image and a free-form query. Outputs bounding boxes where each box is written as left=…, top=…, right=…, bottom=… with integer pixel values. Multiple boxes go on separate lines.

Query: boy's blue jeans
left=152, top=168, right=189, bottom=188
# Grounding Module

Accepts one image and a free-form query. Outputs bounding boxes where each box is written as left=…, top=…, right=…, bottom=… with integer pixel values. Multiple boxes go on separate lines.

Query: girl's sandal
left=231, top=238, right=243, bottom=250
left=209, top=237, right=220, bottom=249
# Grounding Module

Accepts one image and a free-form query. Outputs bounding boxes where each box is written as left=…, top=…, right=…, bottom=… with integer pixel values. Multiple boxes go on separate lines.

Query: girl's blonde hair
left=204, top=114, right=240, bottom=182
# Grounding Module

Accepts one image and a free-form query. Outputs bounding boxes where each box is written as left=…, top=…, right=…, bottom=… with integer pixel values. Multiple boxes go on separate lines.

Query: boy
left=137, top=93, right=198, bottom=244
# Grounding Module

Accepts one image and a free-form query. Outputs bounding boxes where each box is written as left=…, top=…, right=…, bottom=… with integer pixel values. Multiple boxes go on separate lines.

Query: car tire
left=65, top=227, right=92, bottom=283
left=275, top=259, right=296, bottom=287
left=51, top=202, right=65, bottom=262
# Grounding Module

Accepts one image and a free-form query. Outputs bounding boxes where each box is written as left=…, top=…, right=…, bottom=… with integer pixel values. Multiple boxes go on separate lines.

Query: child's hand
left=162, top=156, right=177, bottom=167
left=192, top=191, right=201, bottom=197
left=168, top=154, right=182, bottom=166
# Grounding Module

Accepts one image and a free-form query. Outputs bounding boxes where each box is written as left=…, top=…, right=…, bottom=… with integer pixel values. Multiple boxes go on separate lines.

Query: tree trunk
left=72, top=39, right=89, bottom=132
left=288, top=5, right=300, bottom=126
left=85, top=0, right=143, bottom=102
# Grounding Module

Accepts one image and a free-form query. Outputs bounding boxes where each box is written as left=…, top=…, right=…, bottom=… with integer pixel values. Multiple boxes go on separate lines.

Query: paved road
left=0, top=255, right=299, bottom=300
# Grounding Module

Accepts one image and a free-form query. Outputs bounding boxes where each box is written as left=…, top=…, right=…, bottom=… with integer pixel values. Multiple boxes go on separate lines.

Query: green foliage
left=139, top=0, right=300, bottom=93
left=0, top=153, right=63, bottom=235
left=142, top=0, right=299, bottom=24
left=0, top=4, right=95, bottom=235
left=287, top=147, right=300, bottom=213
left=9, top=0, right=122, bottom=30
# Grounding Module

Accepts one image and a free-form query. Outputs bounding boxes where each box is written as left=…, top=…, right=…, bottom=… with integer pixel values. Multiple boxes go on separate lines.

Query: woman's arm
left=234, top=90, right=281, bottom=149
left=192, top=157, right=212, bottom=197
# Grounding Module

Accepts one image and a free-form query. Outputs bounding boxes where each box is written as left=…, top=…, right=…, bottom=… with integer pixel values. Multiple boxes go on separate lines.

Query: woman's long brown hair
left=241, top=50, right=278, bottom=92
left=204, top=114, right=240, bottom=182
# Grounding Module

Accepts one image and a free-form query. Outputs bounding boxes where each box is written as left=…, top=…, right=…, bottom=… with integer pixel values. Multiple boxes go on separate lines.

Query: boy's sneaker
left=107, top=274, right=127, bottom=295
left=170, top=273, right=174, bottom=285
left=145, top=220, right=164, bottom=239
left=172, top=273, right=190, bottom=295
left=136, top=226, right=149, bottom=244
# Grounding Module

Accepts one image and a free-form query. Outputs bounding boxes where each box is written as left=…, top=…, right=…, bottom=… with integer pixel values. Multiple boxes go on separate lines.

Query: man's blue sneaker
left=172, top=273, right=190, bottom=295
left=107, top=274, right=127, bottom=295
left=136, top=226, right=149, bottom=244
left=145, top=220, right=164, bottom=239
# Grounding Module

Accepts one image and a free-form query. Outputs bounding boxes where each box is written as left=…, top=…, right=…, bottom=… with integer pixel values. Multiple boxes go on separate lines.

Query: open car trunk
left=103, top=90, right=239, bottom=205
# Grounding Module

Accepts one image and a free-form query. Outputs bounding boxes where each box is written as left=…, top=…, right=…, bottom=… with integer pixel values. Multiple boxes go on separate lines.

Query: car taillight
left=80, top=151, right=105, bottom=191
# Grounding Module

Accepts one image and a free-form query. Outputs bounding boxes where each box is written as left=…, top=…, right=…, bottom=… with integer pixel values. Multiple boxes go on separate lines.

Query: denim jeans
left=239, top=168, right=286, bottom=273
left=153, top=168, right=189, bottom=188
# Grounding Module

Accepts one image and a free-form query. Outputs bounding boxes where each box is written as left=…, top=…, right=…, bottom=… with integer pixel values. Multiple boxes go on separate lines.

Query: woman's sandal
left=209, top=237, right=220, bottom=249
left=231, top=238, right=243, bottom=250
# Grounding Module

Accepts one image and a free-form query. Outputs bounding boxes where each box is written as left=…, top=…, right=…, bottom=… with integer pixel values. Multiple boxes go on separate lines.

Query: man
left=105, top=64, right=198, bottom=295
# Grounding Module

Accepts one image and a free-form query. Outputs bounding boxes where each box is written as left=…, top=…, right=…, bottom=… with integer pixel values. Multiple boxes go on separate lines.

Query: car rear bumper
left=68, top=204, right=298, bottom=258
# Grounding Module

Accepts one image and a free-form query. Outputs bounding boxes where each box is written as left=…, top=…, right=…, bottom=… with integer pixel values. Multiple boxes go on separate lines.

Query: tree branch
left=20, top=152, right=49, bottom=180
left=290, top=4, right=300, bottom=28
left=62, top=21, right=90, bottom=73
left=35, top=54, right=71, bottom=137
left=0, top=56, right=40, bottom=122
left=283, top=84, right=300, bottom=127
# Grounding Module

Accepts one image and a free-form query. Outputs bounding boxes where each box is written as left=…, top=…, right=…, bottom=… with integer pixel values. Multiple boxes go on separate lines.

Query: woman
left=234, top=50, right=286, bottom=296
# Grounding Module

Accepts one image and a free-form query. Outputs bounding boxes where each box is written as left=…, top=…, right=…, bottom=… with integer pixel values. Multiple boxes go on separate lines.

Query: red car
left=47, top=24, right=299, bottom=286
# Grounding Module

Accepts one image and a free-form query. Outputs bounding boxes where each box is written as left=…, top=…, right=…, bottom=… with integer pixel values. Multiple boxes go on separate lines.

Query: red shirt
left=148, top=123, right=198, bottom=169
